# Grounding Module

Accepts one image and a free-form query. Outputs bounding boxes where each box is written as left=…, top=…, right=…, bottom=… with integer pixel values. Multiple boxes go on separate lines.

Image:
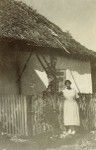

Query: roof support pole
left=16, top=50, right=33, bottom=86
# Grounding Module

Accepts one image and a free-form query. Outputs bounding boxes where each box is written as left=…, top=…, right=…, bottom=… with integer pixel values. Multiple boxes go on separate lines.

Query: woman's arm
left=75, top=90, right=80, bottom=102
left=76, top=92, right=79, bottom=99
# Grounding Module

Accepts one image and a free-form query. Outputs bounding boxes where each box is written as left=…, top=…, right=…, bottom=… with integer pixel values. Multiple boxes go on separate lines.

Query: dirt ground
left=0, top=131, right=96, bottom=150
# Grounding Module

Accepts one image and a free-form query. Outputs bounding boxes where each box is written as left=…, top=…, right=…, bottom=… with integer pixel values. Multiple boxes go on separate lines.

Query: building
left=0, top=0, right=96, bottom=135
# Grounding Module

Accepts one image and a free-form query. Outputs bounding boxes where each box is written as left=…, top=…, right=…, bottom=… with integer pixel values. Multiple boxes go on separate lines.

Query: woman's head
left=65, top=80, right=71, bottom=89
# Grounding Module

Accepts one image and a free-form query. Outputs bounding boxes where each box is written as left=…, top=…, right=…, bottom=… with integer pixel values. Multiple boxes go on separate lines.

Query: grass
left=0, top=130, right=96, bottom=150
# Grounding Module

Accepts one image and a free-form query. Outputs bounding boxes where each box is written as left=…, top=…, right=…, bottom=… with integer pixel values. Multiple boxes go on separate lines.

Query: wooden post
left=26, top=95, right=33, bottom=136
left=88, top=94, right=96, bottom=131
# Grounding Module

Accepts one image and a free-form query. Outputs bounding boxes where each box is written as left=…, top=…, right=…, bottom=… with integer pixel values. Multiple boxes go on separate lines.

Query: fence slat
left=24, top=96, right=28, bottom=135
left=0, top=93, right=93, bottom=136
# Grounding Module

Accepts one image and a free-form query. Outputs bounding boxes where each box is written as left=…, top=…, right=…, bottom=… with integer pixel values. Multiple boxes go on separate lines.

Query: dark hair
left=65, top=80, right=71, bottom=85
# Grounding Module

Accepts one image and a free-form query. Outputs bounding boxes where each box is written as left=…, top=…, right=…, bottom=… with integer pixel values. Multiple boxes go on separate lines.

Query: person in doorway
left=60, top=80, right=80, bottom=137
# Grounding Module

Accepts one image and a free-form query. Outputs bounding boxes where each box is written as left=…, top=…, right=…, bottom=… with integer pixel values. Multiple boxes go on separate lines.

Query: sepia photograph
left=0, top=0, right=96, bottom=149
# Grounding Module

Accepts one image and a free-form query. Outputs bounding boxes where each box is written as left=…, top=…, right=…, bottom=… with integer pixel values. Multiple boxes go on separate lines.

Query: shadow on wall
left=19, top=52, right=92, bottom=95
left=21, top=68, right=47, bottom=95
left=0, top=51, right=19, bottom=94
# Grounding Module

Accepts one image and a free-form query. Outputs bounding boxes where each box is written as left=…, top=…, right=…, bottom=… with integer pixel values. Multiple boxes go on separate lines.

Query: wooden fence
left=0, top=94, right=54, bottom=136
left=0, top=95, right=28, bottom=136
left=0, top=94, right=95, bottom=136
left=0, top=94, right=61, bottom=136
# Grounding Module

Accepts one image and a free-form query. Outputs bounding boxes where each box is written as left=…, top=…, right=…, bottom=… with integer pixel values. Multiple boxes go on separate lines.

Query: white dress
left=62, top=88, right=80, bottom=126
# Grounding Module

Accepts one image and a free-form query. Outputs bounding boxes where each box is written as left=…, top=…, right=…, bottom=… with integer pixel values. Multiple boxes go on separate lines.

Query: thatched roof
left=0, top=0, right=96, bottom=58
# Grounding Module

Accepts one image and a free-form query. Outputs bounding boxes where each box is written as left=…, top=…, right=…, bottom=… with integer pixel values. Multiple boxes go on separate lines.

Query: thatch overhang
left=0, top=0, right=96, bottom=60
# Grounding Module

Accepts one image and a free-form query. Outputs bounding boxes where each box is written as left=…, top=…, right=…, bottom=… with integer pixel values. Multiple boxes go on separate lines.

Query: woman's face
left=65, top=82, right=71, bottom=89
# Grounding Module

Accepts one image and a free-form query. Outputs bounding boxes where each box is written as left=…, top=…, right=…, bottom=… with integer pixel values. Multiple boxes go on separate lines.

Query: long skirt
left=63, top=100, right=80, bottom=126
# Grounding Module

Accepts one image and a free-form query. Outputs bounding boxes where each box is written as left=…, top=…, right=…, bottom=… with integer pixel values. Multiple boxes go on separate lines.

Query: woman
left=61, top=80, right=80, bottom=136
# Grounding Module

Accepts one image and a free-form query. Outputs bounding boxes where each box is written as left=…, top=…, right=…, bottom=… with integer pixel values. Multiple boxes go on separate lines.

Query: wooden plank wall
left=0, top=94, right=53, bottom=136
left=0, top=95, right=28, bottom=136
